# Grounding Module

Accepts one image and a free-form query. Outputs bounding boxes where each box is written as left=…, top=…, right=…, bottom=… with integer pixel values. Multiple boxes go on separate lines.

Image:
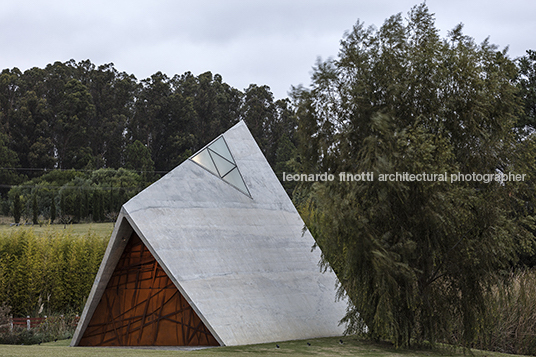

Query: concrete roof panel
left=72, top=121, right=347, bottom=347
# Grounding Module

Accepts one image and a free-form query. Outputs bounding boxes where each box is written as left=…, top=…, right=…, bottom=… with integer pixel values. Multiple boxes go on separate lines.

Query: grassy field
left=0, top=221, right=114, bottom=238
left=0, top=336, right=529, bottom=357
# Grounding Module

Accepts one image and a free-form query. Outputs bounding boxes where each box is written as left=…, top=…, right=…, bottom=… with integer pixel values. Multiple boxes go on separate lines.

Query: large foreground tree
left=292, top=3, right=535, bottom=347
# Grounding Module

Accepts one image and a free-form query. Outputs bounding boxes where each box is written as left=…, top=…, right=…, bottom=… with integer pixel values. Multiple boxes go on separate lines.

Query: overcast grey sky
left=1, top=0, right=534, bottom=99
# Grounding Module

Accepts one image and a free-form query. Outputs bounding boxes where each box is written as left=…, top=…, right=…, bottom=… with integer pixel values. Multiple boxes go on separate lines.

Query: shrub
left=474, top=270, right=536, bottom=355
left=0, top=313, right=79, bottom=345
left=0, top=228, right=108, bottom=316
left=0, top=302, right=10, bottom=330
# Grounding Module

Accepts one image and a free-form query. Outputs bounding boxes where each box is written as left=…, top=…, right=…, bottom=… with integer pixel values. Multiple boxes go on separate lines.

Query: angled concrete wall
left=72, top=121, right=347, bottom=347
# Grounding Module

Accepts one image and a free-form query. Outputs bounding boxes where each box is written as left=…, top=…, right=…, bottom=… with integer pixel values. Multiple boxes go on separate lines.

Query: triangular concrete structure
left=71, top=121, right=346, bottom=347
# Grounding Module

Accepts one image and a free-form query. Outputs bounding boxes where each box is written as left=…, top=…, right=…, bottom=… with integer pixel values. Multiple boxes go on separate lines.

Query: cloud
left=1, top=0, right=534, bottom=99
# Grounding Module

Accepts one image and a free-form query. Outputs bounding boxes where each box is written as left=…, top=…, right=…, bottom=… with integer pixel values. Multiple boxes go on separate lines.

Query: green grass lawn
left=0, top=336, right=529, bottom=357
left=0, top=221, right=114, bottom=239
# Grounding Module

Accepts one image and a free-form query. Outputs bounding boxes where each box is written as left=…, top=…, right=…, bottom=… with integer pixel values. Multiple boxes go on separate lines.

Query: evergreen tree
left=32, top=194, right=38, bottom=224
left=124, top=140, right=155, bottom=183
left=55, top=79, right=96, bottom=169
left=241, top=84, right=275, bottom=160
left=292, top=3, right=533, bottom=347
left=50, top=197, right=56, bottom=223
left=82, top=189, right=89, bottom=220
left=274, top=133, right=298, bottom=194
left=0, top=131, right=21, bottom=197
left=92, top=190, right=103, bottom=222
left=60, top=192, right=65, bottom=217
left=13, top=194, right=21, bottom=224
left=517, top=49, right=536, bottom=132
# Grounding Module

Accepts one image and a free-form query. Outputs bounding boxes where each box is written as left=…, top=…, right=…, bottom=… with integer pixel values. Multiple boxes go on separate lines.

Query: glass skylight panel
left=210, top=151, right=235, bottom=177
left=190, top=135, right=250, bottom=198
left=191, top=148, right=218, bottom=176
left=222, top=167, right=249, bottom=196
left=208, top=137, right=234, bottom=163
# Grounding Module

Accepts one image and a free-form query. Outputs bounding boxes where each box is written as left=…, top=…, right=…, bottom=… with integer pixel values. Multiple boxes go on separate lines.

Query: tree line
left=0, top=60, right=297, bottom=222
left=7, top=168, right=143, bottom=225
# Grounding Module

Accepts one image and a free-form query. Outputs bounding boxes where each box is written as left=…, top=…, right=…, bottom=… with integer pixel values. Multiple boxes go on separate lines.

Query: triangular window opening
left=209, top=150, right=235, bottom=177
left=190, top=135, right=251, bottom=197
left=208, top=136, right=234, bottom=163
left=78, top=232, right=219, bottom=347
left=190, top=148, right=218, bottom=176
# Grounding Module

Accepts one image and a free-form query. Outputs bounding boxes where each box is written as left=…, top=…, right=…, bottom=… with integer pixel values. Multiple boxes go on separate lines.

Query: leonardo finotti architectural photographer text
left=282, top=172, right=526, bottom=183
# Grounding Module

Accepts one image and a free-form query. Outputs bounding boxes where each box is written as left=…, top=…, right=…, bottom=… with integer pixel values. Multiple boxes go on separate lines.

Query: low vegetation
left=1, top=222, right=536, bottom=355
left=0, top=220, right=114, bottom=237
left=0, top=336, right=530, bottom=357
left=0, top=226, right=109, bottom=317
left=475, top=270, right=536, bottom=355
left=0, top=311, right=79, bottom=345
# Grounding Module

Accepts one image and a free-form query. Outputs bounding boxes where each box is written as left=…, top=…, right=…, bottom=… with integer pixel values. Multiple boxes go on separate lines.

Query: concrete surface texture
left=71, top=120, right=347, bottom=347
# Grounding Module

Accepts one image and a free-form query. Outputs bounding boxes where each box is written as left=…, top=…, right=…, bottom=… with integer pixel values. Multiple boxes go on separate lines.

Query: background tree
left=0, top=59, right=294, bottom=185
left=50, top=197, right=56, bottom=223
left=178, top=71, right=242, bottom=148
left=241, top=86, right=299, bottom=179
left=0, top=68, right=22, bottom=140
left=517, top=50, right=536, bottom=132
left=0, top=131, right=21, bottom=197
left=292, top=3, right=534, bottom=347
left=241, top=84, right=275, bottom=157
left=1, top=58, right=300, bottom=223
left=124, top=140, right=156, bottom=184
left=31, top=194, right=38, bottom=224
left=55, top=79, right=96, bottom=169
left=12, top=194, right=21, bottom=224
left=274, top=133, right=298, bottom=194
left=84, top=62, right=139, bottom=169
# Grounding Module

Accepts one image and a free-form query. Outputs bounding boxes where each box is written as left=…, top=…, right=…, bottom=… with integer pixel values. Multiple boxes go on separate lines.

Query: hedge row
left=0, top=229, right=108, bottom=316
